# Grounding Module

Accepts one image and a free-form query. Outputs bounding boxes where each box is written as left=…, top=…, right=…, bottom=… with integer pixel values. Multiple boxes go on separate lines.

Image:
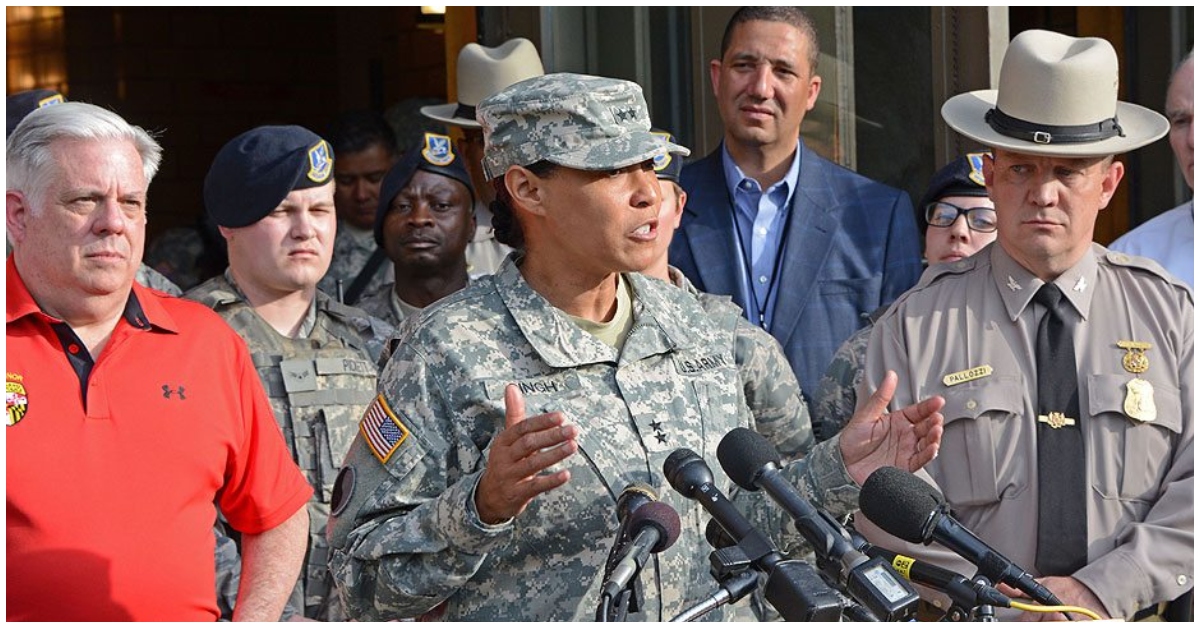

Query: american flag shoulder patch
left=360, top=394, right=411, bottom=464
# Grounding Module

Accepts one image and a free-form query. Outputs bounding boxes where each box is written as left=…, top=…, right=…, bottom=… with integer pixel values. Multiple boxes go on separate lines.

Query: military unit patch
left=966, top=151, right=988, bottom=186
left=307, top=139, right=333, bottom=183
left=38, top=94, right=65, bottom=109
left=7, top=372, right=28, bottom=427
left=421, top=132, right=456, bottom=166
left=361, top=394, right=410, bottom=463
left=652, top=131, right=674, bottom=172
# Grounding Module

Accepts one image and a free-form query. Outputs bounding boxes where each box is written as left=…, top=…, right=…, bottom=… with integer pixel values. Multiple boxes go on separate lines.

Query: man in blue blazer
left=670, top=6, right=922, bottom=402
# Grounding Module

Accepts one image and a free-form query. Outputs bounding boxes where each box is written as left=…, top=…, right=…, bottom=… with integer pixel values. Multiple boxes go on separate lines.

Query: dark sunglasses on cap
left=925, top=201, right=997, bottom=233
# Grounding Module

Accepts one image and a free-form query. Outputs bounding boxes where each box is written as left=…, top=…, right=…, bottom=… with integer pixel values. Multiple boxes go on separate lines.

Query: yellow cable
left=1009, top=600, right=1103, bottom=620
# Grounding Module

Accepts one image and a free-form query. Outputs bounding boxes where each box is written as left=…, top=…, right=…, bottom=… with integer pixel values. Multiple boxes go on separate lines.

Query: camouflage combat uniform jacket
left=810, top=305, right=890, bottom=442
left=667, top=266, right=814, bottom=462
left=186, top=272, right=393, bottom=620
left=327, top=257, right=860, bottom=621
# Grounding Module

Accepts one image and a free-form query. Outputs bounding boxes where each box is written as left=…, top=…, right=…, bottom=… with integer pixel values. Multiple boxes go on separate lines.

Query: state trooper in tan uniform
left=185, top=125, right=393, bottom=620
left=856, top=30, right=1192, bottom=621
left=327, top=73, right=945, bottom=622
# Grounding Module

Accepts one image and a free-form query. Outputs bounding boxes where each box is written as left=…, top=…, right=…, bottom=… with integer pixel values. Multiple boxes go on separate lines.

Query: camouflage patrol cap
left=477, top=72, right=689, bottom=181
left=205, top=125, right=334, bottom=228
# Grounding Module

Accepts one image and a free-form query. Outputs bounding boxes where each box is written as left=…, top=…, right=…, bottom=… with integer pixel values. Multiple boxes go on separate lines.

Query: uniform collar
left=6, top=256, right=178, bottom=333
left=218, top=268, right=319, bottom=337
left=989, top=243, right=1099, bottom=322
left=493, top=256, right=707, bottom=368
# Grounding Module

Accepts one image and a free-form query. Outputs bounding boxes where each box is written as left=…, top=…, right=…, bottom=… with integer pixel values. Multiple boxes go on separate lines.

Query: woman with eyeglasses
left=811, top=153, right=997, bottom=441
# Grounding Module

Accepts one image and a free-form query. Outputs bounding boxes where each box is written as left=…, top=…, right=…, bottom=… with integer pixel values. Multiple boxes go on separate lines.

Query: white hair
left=6, top=101, right=162, bottom=206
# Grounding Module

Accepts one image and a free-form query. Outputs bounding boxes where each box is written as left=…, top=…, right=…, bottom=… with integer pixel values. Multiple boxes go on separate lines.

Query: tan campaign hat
left=421, top=38, right=545, bottom=129
left=942, top=29, right=1167, bottom=157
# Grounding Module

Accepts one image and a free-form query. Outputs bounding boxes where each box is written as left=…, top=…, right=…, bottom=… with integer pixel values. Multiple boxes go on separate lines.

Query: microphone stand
left=967, top=574, right=998, bottom=622
left=670, top=569, right=758, bottom=622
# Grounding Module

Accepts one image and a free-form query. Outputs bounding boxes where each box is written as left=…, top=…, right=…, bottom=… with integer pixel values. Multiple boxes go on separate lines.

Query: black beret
left=651, top=129, right=684, bottom=183
left=7, top=89, right=65, bottom=138
left=205, top=125, right=334, bottom=228
left=374, top=132, right=475, bottom=248
left=917, top=151, right=991, bottom=230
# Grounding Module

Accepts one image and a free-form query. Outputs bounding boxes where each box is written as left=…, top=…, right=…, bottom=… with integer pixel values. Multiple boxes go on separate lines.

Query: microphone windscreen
left=717, top=427, right=778, bottom=491
left=629, top=501, right=682, bottom=553
left=859, top=467, right=945, bottom=544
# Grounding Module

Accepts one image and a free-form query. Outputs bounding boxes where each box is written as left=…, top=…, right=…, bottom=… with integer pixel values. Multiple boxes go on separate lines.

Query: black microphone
left=859, top=466, right=1062, bottom=607
left=717, top=427, right=919, bottom=622
left=601, top=498, right=682, bottom=599
left=663, top=448, right=844, bottom=622
left=616, top=481, right=657, bottom=523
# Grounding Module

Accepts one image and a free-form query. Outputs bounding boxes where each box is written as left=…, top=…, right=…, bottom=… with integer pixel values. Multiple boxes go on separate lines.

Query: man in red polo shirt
left=6, top=101, right=313, bottom=621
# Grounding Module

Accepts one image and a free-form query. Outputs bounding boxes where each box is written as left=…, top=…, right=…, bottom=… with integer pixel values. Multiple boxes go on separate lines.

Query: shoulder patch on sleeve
left=360, top=394, right=411, bottom=464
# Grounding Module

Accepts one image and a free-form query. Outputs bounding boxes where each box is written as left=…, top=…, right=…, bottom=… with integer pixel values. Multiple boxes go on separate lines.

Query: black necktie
left=1033, top=284, right=1088, bottom=576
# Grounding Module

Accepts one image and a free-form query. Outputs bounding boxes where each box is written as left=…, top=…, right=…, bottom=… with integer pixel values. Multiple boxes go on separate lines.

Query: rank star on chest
left=649, top=419, right=667, bottom=444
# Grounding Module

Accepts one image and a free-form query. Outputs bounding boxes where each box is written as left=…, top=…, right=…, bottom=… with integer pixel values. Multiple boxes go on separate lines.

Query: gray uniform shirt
left=856, top=242, right=1193, bottom=619
left=327, top=256, right=856, bottom=621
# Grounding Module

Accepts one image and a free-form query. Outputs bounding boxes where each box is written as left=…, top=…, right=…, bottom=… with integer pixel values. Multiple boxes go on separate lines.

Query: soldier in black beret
left=185, top=124, right=394, bottom=621
left=6, top=89, right=65, bottom=138
left=355, top=132, right=476, bottom=327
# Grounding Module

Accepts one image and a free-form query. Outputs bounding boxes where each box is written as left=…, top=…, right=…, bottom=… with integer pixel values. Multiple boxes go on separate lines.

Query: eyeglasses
left=925, top=201, right=997, bottom=233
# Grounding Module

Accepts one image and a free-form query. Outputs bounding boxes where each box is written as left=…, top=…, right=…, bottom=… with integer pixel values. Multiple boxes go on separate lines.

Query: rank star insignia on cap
left=205, top=125, right=335, bottom=228
left=477, top=72, right=690, bottom=181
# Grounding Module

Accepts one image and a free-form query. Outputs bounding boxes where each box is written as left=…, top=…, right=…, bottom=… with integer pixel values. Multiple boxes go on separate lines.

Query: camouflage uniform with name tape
left=327, top=258, right=861, bottom=621
left=187, top=271, right=392, bottom=620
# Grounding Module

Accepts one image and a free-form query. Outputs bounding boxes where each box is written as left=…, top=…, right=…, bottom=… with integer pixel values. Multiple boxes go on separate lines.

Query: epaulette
left=911, top=254, right=981, bottom=291
left=321, top=294, right=395, bottom=339
left=184, top=277, right=241, bottom=308
left=1102, top=249, right=1193, bottom=294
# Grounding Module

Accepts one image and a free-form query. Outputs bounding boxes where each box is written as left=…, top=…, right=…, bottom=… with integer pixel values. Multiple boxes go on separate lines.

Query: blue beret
left=374, top=132, right=475, bottom=248
left=7, top=89, right=65, bottom=138
left=205, top=125, right=334, bottom=228
left=651, top=129, right=684, bottom=183
left=917, top=151, right=991, bottom=230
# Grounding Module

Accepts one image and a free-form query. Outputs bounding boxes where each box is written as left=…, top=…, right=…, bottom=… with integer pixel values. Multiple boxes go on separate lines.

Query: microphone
left=717, top=427, right=919, bottom=622
left=705, top=517, right=737, bottom=550
left=663, top=448, right=844, bottom=622
left=601, top=494, right=681, bottom=599
left=859, top=466, right=1062, bottom=607
left=616, top=481, right=657, bottom=522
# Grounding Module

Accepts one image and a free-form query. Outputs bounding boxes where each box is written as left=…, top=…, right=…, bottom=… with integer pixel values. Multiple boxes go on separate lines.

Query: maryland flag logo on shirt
left=7, top=372, right=29, bottom=427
